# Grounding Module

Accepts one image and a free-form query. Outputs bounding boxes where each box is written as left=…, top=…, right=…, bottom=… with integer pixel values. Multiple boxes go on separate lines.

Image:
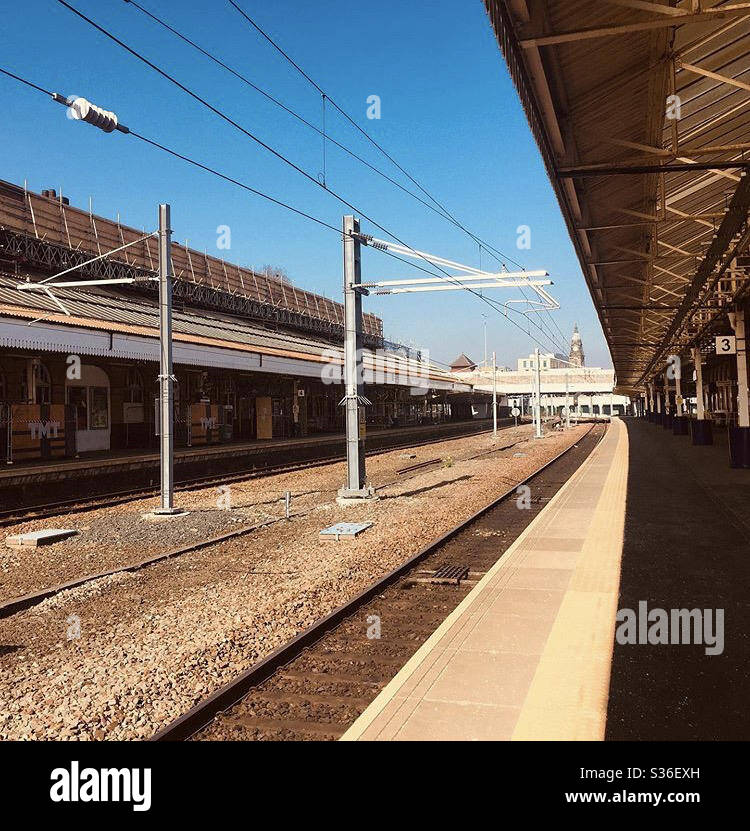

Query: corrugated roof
left=0, top=272, right=464, bottom=386
left=0, top=178, right=383, bottom=337
left=484, top=0, right=750, bottom=393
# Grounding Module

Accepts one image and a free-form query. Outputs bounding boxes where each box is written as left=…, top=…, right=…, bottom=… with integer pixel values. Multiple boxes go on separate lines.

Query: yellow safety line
left=511, top=419, right=628, bottom=740
left=341, top=423, right=618, bottom=741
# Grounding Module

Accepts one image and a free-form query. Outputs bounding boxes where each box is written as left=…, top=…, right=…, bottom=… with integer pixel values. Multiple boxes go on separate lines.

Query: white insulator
left=68, top=97, right=119, bottom=133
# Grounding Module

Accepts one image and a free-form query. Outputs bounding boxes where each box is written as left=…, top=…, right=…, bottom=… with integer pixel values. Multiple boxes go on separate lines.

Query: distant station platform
left=0, top=418, right=496, bottom=489
left=342, top=417, right=749, bottom=741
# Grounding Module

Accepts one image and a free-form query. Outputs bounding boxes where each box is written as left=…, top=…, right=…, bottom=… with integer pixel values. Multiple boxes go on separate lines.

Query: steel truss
left=0, top=228, right=385, bottom=349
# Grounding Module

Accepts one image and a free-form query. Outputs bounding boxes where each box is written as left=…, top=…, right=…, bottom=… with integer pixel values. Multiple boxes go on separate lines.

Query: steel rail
left=0, top=421, right=506, bottom=528
left=151, top=422, right=601, bottom=741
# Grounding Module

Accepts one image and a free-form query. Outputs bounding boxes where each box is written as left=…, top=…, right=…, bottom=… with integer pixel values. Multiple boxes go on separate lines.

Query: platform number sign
left=715, top=335, right=736, bottom=355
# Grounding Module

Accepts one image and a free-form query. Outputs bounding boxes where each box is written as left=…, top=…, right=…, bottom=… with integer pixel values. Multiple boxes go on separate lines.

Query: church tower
left=569, top=324, right=585, bottom=367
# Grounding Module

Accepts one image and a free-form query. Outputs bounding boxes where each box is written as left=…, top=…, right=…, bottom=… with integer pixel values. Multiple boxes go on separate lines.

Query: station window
left=89, top=387, right=109, bottom=429
left=126, top=368, right=144, bottom=404
left=32, top=362, right=51, bottom=404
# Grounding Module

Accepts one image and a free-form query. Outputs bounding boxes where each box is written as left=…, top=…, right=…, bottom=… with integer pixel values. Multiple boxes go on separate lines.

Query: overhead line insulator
left=52, top=93, right=129, bottom=134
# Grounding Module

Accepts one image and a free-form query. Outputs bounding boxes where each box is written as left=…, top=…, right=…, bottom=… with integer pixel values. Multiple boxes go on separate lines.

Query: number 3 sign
left=715, top=335, right=736, bottom=355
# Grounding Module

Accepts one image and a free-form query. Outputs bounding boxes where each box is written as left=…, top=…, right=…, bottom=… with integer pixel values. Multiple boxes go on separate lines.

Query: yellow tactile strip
left=341, top=421, right=627, bottom=741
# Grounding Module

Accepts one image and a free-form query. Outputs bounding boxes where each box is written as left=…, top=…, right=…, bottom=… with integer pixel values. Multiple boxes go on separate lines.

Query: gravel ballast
left=0, top=423, right=591, bottom=740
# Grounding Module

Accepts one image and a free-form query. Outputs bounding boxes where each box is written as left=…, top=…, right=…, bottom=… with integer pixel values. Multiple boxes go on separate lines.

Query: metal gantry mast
left=338, top=216, right=373, bottom=501
left=15, top=204, right=178, bottom=515
left=154, top=203, right=180, bottom=514
left=337, top=218, right=558, bottom=502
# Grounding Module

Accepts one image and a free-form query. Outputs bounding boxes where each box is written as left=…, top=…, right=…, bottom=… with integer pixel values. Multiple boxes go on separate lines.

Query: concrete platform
left=342, top=416, right=750, bottom=741
left=342, top=418, right=628, bottom=741
left=606, top=417, right=750, bottom=740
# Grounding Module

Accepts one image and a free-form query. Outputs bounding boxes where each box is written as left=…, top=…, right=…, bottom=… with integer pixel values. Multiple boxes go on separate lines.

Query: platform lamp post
left=337, top=217, right=557, bottom=503
left=492, top=350, right=498, bottom=437
left=534, top=348, right=543, bottom=438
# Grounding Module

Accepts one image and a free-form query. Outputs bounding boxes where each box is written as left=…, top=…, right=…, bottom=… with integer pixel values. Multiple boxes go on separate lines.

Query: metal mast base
left=336, top=486, right=378, bottom=506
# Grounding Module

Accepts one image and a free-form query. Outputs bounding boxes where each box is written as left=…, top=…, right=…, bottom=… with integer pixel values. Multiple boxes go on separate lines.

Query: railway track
left=0, top=421, right=532, bottom=618
left=0, top=420, right=510, bottom=528
left=152, top=422, right=605, bottom=742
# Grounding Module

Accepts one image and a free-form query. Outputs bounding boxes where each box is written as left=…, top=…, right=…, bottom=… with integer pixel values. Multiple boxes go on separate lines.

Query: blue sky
left=1, top=0, right=611, bottom=369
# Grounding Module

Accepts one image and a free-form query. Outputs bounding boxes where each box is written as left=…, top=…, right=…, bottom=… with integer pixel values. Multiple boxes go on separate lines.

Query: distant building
left=517, top=352, right=567, bottom=372
left=569, top=323, right=585, bottom=367
left=449, top=353, right=477, bottom=373
left=452, top=326, right=631, bottom=416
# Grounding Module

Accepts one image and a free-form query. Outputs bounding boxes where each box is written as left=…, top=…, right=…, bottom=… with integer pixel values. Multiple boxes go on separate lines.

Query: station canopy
left=484, top=0, right=750, bottom=393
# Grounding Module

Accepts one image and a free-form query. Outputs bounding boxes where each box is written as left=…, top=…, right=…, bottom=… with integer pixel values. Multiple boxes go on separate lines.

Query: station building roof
left=449, top=353, right=478, bottom=371
left=0, top=178, right=382, bottom=340
left=0, top=273, right=470, bottom=393
left=484, top=1, right=750, bottom=393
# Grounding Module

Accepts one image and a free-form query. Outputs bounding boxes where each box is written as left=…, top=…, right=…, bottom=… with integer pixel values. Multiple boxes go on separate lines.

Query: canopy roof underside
left=484, top=0, right=750, bottom=393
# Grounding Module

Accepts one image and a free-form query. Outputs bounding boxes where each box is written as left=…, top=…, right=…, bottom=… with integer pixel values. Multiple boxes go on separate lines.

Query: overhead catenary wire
left=126, top=0, right=566, bottom=355
left=53, top=0, right=567, bottom=353
left=130, top=0, right=568, bottom=353
left=130, top=0, right=553, bottom=295
left=0, top=66, right=54, bottom=96
left=0, top=63, right=563, bottom=357
left=121, top=0, right=458, bottom=225
left=129, top=131, right=344, bottom=235
left=0, top=66, right=344, bottom=237
left=225, top=0, right=569, bottom=355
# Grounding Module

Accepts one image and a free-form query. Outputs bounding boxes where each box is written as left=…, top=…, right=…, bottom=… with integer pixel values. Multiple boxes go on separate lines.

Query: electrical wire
left=1, top=61, right=563, bottom=356
left=226, top=0, right=569, bottom=354
left=54, top=0, right=567, bottom=353
left=122, top=0, right=458, bottom=225
left=0, top=67, right=53, bottom=96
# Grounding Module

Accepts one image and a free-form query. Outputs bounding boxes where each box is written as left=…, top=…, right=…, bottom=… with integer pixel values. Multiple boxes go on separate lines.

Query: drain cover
left=428, top=564, right=470, bottom=585
left=319, top=522, right=373, bottom=541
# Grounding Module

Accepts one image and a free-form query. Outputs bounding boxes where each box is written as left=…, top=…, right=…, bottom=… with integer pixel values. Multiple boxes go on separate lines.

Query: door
left=238, top=396, right=255, bottom=441
left=65, top=365, right=110, bottom=453
left=256, top=396, right=272, bottom=439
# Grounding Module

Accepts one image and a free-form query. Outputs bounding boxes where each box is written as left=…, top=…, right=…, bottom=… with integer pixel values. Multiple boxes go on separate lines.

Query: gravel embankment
left=0, top=423, right=590, bottom=740
left=0, top=425, right=529, bottom=602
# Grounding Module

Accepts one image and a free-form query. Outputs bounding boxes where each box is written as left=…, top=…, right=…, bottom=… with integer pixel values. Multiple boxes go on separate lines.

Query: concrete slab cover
left=6, top=528, right=79, bottom=548
left=320, top=522, right=373, bottom=540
